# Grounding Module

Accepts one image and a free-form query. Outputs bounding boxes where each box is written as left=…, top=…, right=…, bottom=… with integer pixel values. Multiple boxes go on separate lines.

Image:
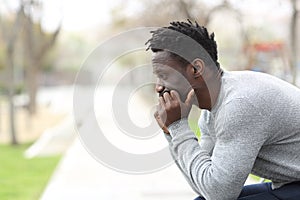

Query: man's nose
left=155, top=81, right=164, bottom=93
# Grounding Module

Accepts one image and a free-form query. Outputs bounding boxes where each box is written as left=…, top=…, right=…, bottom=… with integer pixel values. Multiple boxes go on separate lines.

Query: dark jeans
left=194, top=181, right=300, bottom=200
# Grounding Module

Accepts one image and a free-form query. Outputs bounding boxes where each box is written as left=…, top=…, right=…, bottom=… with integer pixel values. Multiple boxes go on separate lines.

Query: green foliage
left=14, top=83, right=25, bottom=95
left=116, top=51, right=150, bottom=68
left=0, top=143, right=61, bottom=200
left=0, top=84, right=5, bottom=95
left=0, top=83, right=25, bottom=95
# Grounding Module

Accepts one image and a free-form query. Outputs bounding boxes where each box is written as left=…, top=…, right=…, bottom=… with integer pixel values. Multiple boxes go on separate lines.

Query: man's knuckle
left=173, top=101, right=180, bottom=107
left=165, top=105, right=171, bottom=111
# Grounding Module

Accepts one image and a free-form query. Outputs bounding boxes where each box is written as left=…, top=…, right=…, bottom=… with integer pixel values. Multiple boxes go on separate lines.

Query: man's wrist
left=162, top=126, right=170, bottom=134
left=168, top=118, right=189, bottom=137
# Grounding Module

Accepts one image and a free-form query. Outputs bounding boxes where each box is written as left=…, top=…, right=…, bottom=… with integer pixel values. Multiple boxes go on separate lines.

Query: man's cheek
left=178, top=87, right=190, bottom=101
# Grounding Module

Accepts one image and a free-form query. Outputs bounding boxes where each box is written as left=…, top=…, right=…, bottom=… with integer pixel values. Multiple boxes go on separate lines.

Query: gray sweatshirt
left=165, top=71, right=300, bottom=200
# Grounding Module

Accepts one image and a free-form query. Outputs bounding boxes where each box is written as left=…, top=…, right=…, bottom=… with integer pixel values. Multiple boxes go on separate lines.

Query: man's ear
left=191, top=58, right=205, bottom=78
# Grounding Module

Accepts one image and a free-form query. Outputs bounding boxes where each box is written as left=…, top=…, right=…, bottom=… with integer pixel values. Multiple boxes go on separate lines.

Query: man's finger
left=163, top=92, right=172, bottom=106
left=156, top=103, right=162, bottom=111
left=170, top=90, right=181, bottom=102
left=154, top=110, right=159, bottom=118
left=159, top=96, right=166, bottom=108
left=185, top=89, right=195, bottom=105
left=153, top=110, right=170, bottom=134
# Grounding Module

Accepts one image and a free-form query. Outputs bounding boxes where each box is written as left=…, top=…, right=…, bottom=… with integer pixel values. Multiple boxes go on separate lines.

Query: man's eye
left=159, top=74, right=167, bottom=80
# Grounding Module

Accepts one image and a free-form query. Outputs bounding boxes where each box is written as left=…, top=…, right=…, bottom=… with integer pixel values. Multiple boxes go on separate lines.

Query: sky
left=44, top=0, right=292, bottom=32
left=0, top=0, right=293, bottom=32
left=0, top=0, right=120, bottom=32
left=43, top=0, right=117, bottom=32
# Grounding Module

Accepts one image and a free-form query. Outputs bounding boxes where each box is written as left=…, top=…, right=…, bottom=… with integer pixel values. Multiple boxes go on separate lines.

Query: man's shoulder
left=223, top=70, right=273, bottom=84
left=224, top=70, right=300, bottom=99
left=222, top=71, right=287, bottom=100
left=221, top=70, right=300, bottom=118
left=224, top=70, right=296, bottom=87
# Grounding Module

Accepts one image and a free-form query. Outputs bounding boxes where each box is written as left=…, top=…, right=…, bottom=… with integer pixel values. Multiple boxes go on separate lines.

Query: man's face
left=152, top=51, right=192, bottom=101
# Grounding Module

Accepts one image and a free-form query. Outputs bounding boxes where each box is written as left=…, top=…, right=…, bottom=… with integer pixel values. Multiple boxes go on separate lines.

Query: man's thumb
left=185, top=89, right=195, bottom=105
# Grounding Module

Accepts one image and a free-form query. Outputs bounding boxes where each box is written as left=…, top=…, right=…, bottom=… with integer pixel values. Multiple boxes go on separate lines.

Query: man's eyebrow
left=152, top=66, right=160, bottom=73
left=153, top=69, right=163, bottom=75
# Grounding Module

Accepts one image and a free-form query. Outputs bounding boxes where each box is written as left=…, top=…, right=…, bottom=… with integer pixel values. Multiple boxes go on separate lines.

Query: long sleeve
left=164, top=132, right=201, bottom=194
left=198, top=112, right=215, bottom=156
left=166, top=99, right=269, bottom=200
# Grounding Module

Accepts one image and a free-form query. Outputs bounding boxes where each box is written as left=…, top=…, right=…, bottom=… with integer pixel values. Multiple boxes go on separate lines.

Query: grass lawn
left=0, top=143, right=61, bottom=200
left=188, top=119, right=201, bottom=138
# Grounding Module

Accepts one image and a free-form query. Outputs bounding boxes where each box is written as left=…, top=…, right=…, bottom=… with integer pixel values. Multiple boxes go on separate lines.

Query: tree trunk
left=21, top=1, right=61, bottom=114
left=178, top=0, right=194, bottom=19
left=2, top=5, right=25, bottom=145
left=6, top=50, right=18, bottom=145
left=25, top=61, right=39, bottom=114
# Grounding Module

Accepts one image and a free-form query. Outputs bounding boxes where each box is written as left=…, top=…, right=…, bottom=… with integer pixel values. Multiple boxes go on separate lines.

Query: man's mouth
left=159, top=89, right=171, bottom=97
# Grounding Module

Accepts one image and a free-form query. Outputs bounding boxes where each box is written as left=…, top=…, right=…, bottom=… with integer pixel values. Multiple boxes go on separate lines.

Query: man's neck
left=195, top=71, right=222, bottom=111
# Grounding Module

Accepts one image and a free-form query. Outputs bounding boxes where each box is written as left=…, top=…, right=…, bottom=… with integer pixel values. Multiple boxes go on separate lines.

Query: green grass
left=188, top=120, right=201, bottom=138
left=0, top=143, right=61, bottom=200
left=249, top=174, right=271, bottom=183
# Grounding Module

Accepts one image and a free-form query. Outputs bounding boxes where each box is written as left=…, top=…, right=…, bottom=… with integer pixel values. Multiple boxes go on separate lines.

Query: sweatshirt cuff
left=164, top=132, right=172, bottom=143
left=168, top=118, right=197, bottom=141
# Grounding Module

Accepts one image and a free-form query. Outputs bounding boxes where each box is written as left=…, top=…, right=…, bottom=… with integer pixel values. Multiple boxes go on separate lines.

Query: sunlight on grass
left=249, top=174, right=271, bottom=183
left=188, top=120, right=201, bottom=138
left=0, top=143, right=61, bottom=200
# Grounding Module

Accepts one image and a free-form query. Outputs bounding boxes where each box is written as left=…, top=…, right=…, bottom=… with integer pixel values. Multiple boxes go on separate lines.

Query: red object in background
left=253, top=42, right=283, bottom=52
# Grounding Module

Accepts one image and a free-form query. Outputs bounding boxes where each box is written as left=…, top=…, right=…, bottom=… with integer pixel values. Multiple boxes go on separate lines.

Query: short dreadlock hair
left=146, top=19, right=222, bottom=73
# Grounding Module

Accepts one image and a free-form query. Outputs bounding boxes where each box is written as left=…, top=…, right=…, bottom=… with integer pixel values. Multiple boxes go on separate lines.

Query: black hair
left=146, top=19, right=222, bottom=73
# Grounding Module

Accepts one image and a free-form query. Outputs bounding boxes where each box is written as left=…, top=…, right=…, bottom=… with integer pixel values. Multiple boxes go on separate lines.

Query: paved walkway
left=40, top=86, right=196, bottom=200
left=40, top=137, right=196, bottom=200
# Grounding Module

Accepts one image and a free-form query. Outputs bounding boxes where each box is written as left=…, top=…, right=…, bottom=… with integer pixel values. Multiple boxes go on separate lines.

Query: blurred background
left=0, top=0, right=299, bottom=199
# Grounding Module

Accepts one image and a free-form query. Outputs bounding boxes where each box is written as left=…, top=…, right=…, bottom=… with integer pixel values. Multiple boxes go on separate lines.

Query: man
left=146, top=20, right=300, bottom=200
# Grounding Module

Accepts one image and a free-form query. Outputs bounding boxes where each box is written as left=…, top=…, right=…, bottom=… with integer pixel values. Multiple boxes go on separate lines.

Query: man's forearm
left=164, top=132, right=201, bottom=195
left=165, top=119, right=211, bottom=197
left=166, top=118, right=244, bottom=200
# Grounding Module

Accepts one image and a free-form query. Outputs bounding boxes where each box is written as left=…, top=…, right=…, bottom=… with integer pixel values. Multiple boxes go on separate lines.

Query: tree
left=0, top=0, right=61, bottom=144
left=22, top=0, right=61, bottom=114
left=110, top=0, right=208, bottom=29
left=0, top=4, right=24, bottom=145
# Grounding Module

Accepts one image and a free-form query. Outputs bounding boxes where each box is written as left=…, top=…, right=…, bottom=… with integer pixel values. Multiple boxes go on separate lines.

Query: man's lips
left=159, top=89, right=171, bottom=97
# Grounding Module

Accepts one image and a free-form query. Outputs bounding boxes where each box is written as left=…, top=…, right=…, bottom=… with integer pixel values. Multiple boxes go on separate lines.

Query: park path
left=40, top=137, right=196, bottom=200
left=40, top=86, right=196, bottom=200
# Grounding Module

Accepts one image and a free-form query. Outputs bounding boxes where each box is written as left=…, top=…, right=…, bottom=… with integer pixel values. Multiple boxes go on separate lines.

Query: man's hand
left=154, top=89, right=195, bottom=134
